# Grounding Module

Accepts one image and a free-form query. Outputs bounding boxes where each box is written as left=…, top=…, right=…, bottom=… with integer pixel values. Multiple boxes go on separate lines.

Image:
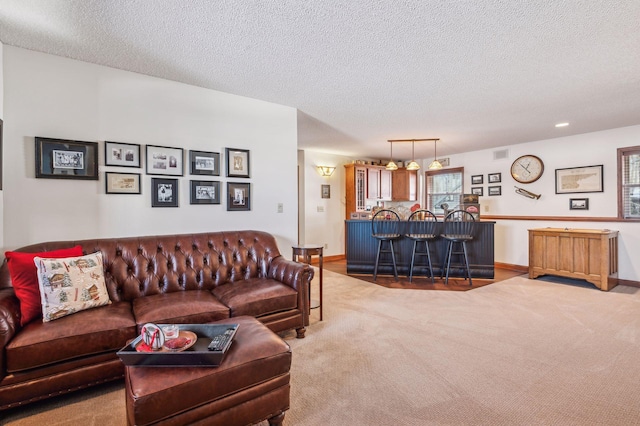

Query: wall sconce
left=317, top=166, right=336, bottom=177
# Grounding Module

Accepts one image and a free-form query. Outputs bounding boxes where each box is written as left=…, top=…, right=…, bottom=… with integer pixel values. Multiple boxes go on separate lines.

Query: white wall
left=437, top=125, right=640, bottom=281
left=0, top=41, right=4, bottom=253
left=2, top=46, right=298, bottom=255
left=299, top=150, right=354, bottom=256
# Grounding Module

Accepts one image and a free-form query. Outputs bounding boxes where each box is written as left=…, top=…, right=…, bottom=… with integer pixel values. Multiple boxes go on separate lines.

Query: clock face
left=511, top=155, right=544, bottom=184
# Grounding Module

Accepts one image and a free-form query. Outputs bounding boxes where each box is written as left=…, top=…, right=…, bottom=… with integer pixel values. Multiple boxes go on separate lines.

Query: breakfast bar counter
left=345, top=220, right=495, bottom=278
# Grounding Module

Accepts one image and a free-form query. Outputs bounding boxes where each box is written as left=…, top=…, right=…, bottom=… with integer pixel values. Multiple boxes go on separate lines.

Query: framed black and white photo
left=105, top=172, right=141, bottom=194
left=321, top=184, right=331, bottom=199
left=151, top=178, right=179, bottom=207
left=146, top=145, right=184, bottom=176
left=570, top=198, right=589, bottom=210
left=189, top=150, right=220, bottom=176
left=225, top=148, right=250, bottom=178
left=190, top=180, right=221, bottom=204
left=227, top=182, right=251, bottom=211
left=488, top=172, right=502, bottom=183
left=488, top=186, right=502, bottom=196
left=555, top=165, right=603, bottom=194
left=471, top=175, right=483, bottom=185
left=105, top=141, right=141, bottom=168
left=471, top=187, right=483, bottom=196
left=35, top=137, right=99, bottom=180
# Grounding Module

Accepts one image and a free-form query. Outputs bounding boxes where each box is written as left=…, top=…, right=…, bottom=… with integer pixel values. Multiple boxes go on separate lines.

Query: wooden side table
left=292, top=244, right=323, bottom=321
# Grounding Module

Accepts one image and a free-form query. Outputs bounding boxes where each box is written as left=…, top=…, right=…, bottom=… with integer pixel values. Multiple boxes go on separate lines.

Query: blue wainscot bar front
left=345, top=220, right=495, bottom=278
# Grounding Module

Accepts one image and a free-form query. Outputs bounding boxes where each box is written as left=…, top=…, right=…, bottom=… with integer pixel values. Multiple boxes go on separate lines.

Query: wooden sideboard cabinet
left=528, top=228, right=619, bottom=291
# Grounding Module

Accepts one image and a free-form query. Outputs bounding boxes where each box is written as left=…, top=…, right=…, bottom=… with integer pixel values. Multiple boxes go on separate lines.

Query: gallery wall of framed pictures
left=36, top=136, right=251, bottom=211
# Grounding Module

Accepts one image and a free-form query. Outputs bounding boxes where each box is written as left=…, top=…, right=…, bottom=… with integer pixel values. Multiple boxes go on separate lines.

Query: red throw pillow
left=5, top=246, right=84, bottom=326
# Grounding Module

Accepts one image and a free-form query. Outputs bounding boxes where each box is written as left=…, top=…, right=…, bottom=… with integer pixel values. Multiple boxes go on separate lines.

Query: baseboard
left=495, top=262, right=528, bottom=273
left=309, top=254, right=345, bottom=266
left=494, top=262, right=640, bottom=288
left=611, top=277, right=640, bottom=288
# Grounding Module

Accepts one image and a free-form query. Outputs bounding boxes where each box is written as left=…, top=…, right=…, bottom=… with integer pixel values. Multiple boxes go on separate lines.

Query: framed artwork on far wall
left=570, top=198, right=589, bottom=210
left=488, top=172, right=502, bottom=183
left=105, top=141, right=141, bottom=168
left=488, top=185, right=502, bottom=196
left=471, top=187, right=483, bottom=196
left=227, top=182, right=251, bottom=211
left=190, top=180, right=221, bottom=204
left=151, top=178, right=179, bottom=207
left=35, top=137, right=99, bottom=180
left=321, top=184, right=331, bottom=199
left=471, top=175, right=483, bottom=185
left=146, top=145, right=184, bottom=176
left=189, top=150, right=220, bottom=176
left=225, top=148, right=250, bottom=178
left=555, top=165, right=603, bottom=194
left=105, top=172, right=141, bottom=194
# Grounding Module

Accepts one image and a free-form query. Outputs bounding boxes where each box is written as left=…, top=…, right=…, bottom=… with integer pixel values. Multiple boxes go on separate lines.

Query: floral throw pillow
left=34, top=251, right=111, bottom=322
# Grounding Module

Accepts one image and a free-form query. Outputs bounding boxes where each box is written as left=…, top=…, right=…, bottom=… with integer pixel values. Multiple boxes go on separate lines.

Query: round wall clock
left=510, top=155, right=544, bottom=184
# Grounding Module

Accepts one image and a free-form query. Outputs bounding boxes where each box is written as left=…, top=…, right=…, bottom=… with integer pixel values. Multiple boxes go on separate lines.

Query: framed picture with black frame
left=471, top=187, right=483, bottom=196
left=105, top=141, right=141, bottom=168
left=151, top=178, right=179, bottom=207
left=488, top=172, right=502, bottom=183
left=227, top=182, right=251, bottom=211
left=35, top=137, right=99, bottom=180
left=189, top=150, right=220, bottom=176
left=555, top=165, right=603, bottom=194
left=570, top=198, right=589, bottom=210
left=471, top=175, right=483, bottom=185
left=105, top=172, right=141, bottom=194
left=488, top=186, right=502, bottom=196
left=146, top=145, right=184, bottom=176
left=225, top=148, right=250, bottom=178
left=190, top=180, right=221, bottom=204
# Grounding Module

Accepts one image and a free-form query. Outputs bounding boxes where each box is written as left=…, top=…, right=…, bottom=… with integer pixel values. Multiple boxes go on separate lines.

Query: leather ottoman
left=124, top=316, right=291, bottom=426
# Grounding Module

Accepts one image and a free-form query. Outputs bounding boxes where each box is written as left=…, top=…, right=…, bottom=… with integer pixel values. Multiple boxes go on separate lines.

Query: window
left=619, top=146, right=640, bottom=219
left=426, top=167, right=463, bottom=215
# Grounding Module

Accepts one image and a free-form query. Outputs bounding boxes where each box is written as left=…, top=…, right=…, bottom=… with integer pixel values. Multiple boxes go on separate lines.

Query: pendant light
left=428, top=138, right=443, bottom=170
left=385, top=140, right=398, bottom=171
left=406, top=140, right=420, bottom=171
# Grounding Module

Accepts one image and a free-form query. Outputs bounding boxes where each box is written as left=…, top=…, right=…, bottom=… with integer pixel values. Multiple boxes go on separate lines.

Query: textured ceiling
left=1, top=0, right=639, bottom=160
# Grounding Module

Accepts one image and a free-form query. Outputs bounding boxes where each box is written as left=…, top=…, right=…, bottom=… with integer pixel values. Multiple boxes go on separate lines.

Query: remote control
left=207, top=328, right=235, bottom=351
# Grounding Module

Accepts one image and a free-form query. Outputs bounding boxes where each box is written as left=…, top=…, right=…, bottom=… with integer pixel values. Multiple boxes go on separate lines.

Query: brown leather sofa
left=0, top=230, right=313, bottom=411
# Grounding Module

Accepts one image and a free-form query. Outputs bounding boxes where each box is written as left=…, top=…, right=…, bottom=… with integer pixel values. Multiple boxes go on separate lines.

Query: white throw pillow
left=34, top=251, right=111, bottom=322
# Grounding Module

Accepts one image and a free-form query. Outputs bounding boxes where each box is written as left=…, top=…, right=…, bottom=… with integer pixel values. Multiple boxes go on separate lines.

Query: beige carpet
left=5, top=271, right=640, bottom=425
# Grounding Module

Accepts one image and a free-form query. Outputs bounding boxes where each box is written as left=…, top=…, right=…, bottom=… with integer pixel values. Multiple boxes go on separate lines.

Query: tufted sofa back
left=0, top=230, right=283, bottom=303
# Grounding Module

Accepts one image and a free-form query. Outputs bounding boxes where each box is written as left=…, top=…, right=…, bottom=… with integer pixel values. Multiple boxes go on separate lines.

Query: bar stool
left=371, top=209, right=401, bottom=281
left=440, top=210, right=476, bottom=285
left=405, top=209, right=439, bottom=283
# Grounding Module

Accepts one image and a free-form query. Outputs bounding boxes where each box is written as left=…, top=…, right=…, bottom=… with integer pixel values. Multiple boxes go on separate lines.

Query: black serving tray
left=117, top=323, right=238, bottom=367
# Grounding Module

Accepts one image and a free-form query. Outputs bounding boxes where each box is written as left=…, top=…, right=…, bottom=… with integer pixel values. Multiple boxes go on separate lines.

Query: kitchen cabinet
left=344, top=164, right=367, bottom=219
left=392, top=168, right=417, bottom=201
left=367, top=167, right=392, bottom=200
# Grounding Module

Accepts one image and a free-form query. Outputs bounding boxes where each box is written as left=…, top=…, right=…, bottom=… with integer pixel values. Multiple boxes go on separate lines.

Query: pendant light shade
left=386, top=140, right=398, bottom=171
left=406, top=140, right=421, bottom=171
left=428, top=139, right=443, bottom=170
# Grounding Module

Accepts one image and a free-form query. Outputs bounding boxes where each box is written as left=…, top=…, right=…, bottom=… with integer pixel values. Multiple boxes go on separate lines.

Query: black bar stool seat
left=440, top=210, right=476, bottom=285
left=371, top=209, right=402, bottom=281
left=405, top=209, right=439, bottom=283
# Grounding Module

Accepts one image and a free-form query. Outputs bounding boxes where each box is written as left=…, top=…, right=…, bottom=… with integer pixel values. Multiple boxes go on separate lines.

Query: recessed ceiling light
left=555, top=122, right=569, bottom=128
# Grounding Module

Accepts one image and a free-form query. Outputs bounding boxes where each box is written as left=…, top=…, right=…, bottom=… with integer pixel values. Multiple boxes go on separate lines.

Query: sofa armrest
left=0, top=289, right=21, bottom=380
left=268, top=256, right=315, bottom=317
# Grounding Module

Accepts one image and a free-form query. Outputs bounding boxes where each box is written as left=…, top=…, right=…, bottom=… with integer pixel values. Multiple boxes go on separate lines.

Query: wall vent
left=493, top=149, right=509, bottom=160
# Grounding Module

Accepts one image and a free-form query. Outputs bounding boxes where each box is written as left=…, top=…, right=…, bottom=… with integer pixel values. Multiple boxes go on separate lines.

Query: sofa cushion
left=212, top=278, right=298, bottom=318
left=6, top=301, right=136, bottom=373
left=5, top=245, right=84, bottom=326
left=34, top=252, right=111, bottom=322
left=132, top=290, right=230, bottom=327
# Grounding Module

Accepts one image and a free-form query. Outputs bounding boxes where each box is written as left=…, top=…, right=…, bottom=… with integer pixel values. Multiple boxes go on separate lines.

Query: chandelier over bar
left=386, top=138, right=440, bottom=171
